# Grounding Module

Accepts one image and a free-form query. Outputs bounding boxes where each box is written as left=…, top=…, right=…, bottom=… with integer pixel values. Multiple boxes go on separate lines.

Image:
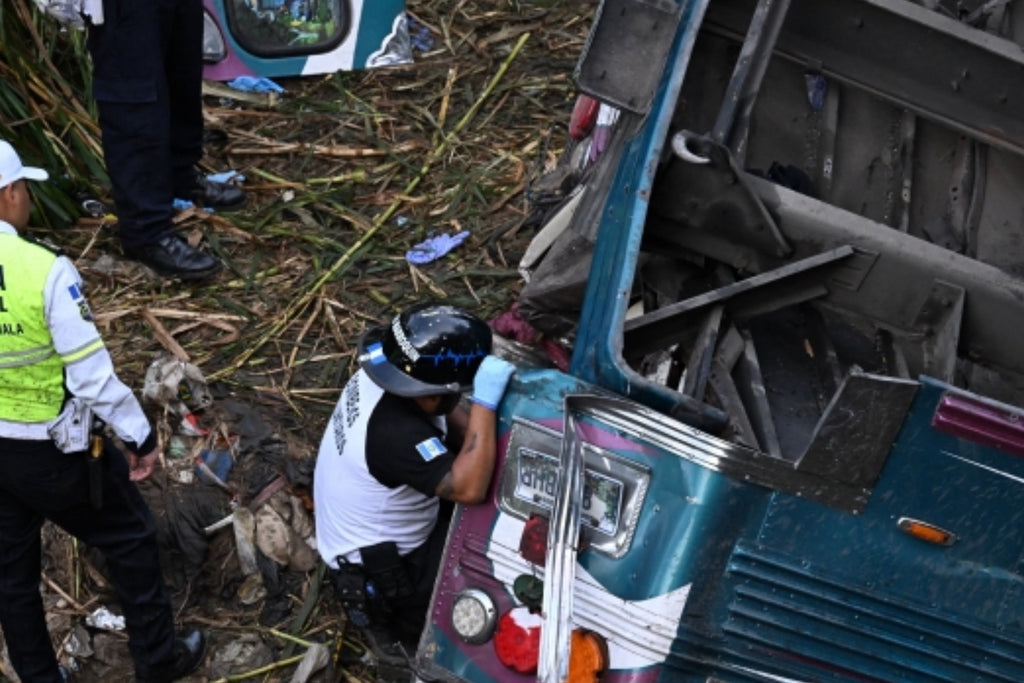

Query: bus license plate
left=514, top=448, right=624, bottom=536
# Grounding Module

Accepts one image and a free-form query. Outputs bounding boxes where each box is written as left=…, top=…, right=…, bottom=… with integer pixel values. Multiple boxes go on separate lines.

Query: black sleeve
left=365, top=394, right=456, bottom=497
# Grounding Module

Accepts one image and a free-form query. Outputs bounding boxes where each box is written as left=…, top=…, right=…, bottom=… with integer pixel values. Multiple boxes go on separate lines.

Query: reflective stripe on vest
left=0, top=235, right=65, bottom=423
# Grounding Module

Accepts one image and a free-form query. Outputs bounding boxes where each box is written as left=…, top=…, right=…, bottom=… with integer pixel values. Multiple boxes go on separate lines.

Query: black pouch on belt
left=87, top=434, right=104, bottom=510
left=359, top=541, right=415, bottom=602
left=331, top=559, right=370, bottom=627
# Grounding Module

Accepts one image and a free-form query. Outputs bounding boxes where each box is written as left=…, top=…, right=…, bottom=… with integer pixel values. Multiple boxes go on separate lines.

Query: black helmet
left=357, top=302, right=492, bottom=397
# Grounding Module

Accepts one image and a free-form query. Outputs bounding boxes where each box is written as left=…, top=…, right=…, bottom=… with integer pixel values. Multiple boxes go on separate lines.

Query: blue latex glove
left=406, top=230, right=471, bottom=265
left=207, top=170, right=245, bottom=184
left=226, top=76, right=285, bottom=94
left=471, top=355, right=516, bottom=410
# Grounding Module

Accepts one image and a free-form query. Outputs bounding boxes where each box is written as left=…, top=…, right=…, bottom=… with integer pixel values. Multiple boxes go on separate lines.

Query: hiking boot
left=136, top=629, right=207, bottom=683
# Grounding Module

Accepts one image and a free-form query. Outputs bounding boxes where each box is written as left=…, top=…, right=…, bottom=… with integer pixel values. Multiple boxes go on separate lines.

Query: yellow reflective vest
left=0, top=234, right=66, bottom=423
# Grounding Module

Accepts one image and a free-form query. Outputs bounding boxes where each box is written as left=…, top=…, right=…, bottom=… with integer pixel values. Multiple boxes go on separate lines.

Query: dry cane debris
left=0, top=0, right=596, bottom=680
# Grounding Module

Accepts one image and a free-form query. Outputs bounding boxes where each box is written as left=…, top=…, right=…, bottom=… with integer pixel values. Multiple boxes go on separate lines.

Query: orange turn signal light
left=897, top=517, right=957, bottom=546
left=566, top=628, right=608, bottom=683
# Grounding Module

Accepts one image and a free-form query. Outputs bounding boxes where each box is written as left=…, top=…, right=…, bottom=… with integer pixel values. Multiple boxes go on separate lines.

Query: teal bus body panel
left=712, top=378, right=1024, bottom=681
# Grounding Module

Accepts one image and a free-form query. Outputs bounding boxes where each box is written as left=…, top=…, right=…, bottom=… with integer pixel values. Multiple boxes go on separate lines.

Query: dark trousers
left=86, top=0, right=204, bottom=249
left=378, top=501, right=453, bottom=648
left=330, top=502, right=453, bottom=650
left=0, top=437, right=175, bottom=681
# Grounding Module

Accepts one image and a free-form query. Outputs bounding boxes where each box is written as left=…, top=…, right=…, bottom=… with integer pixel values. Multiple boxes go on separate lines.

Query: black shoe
left=180, top=172, right=246, bottom=211
left=126, top=234, right=221, bottom=280
left=137, top=629, right=207, bottom=683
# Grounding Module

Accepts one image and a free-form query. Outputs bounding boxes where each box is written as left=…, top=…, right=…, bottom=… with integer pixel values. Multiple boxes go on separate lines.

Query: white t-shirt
left=314, top=369, right=455, bottom=568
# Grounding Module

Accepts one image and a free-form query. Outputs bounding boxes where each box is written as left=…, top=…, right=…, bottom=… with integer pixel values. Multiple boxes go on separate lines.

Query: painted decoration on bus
left=202, top=0, right=412, bottom=81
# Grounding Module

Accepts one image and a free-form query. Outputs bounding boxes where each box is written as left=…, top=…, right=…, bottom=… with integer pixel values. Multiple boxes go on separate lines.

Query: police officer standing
left=0, top=140, right=205, bottom=682
left=84, top=0, right=246, bottom=280
left=315, top=302, right=516, bottom=650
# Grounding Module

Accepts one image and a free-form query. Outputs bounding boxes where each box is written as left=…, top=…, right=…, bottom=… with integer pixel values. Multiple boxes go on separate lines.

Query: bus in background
left=200, top=0, right=411, bottom=81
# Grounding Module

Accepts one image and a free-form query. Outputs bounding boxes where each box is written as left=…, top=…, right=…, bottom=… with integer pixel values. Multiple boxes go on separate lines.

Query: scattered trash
left=289, top=642, right=330, bottom=683
left=491, top=305, right=572, bottom=371
left=172, top=198, right=200, bottom=212
left=195, top=447, right=234, bottom=485
left=226, top=76, right=286, bottom=94
left=204, top=511, right=235, bottom=536
left=207, top=632, right=275, bottom=679
left=206, top=169, right=245, bottom=184
left=232, top=506, right=260, bottom=576
left=236, top=573, right=267, bottom=606
left=179, top=412, right=210, bottom=437
left=63, top=624, right=93, bottom=658
left=405, top=230, right=471, bottom=264
left=84, top=607, right=125, bottom=632
left=166, top=435, right=190, bottom=459
left=143, top=355, right=213, bottom=417
left=254, top=501, right=317, bottom=572
left=74, top=191, right=107, bottom=218
left=407, top=15, right=434, bottom=52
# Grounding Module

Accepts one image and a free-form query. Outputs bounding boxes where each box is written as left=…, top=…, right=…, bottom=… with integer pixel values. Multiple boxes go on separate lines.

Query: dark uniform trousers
left=332, top=501, right=454, bottom=649
left=86, top=0, right=204, bottom=250
left=0, top=437, right=174, bottom=682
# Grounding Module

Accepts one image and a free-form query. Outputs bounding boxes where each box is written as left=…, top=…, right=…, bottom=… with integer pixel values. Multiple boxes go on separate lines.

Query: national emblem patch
left=415, top=436, right=447, bottom=461
left=67, top=283, right=93, bottom=322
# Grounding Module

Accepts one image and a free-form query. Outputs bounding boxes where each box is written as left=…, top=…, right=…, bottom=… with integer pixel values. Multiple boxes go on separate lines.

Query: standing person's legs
left=87, top=0, right=174, bottom=251
left=0, top=478, right=63, bottom=681
left=0, top=437, right=180, bottom=679
left=87, top=0, right=221, bottom=278
left=48, top=439, right=177, bottom=680
left=0, top=439, right=95, bottom=682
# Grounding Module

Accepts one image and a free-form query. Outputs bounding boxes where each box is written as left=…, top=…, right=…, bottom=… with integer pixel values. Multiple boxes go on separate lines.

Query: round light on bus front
left=494, top=606, right=542, bottom=674
left=451, top=588, right=497, bottom=645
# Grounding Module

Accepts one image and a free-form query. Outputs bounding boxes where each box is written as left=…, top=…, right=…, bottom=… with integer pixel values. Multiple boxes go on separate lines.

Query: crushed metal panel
left=623, top=246, right=854, bottom=355
left=575, top=0, right=686, bottom=113
left=796, top=371, right=919, bottom=488
left=704, top=0, right=1024, bottom=156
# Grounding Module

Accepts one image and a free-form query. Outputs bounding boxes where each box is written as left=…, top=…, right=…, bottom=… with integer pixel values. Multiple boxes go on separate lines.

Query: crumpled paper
left=405, top=230, right=471, bottom=265
left=85, top=606, right=125, bottom=631
left=142, top=355, right=213, bottom=417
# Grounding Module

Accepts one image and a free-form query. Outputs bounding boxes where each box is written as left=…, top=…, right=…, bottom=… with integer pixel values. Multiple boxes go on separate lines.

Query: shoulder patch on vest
left=415, top=436, right=447, bottom=461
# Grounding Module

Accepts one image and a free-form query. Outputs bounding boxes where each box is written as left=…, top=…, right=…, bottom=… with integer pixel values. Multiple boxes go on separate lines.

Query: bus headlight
left=451, top=588, right=497, bottom=645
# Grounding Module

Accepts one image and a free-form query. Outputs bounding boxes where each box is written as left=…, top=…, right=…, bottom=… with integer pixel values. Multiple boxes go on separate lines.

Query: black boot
left=136, top=629, right=206, bottom=683
left=125, top=234, right=221, bottom=280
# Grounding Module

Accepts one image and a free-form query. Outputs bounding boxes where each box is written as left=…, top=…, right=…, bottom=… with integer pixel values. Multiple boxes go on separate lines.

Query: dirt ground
left=17, top=1, right=598, bottom=681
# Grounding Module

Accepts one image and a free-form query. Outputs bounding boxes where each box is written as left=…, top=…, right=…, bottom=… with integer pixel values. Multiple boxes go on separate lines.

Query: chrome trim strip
left=538, top=396, right=588, bottom=683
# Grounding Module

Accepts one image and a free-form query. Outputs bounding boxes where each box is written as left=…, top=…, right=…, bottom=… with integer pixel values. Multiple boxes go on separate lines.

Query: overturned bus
left=412, top=0, right=1024, bottom=681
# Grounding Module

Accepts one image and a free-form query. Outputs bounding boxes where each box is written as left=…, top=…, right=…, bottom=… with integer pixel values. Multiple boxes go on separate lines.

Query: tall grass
left=0, top=0, right=104, bottom=225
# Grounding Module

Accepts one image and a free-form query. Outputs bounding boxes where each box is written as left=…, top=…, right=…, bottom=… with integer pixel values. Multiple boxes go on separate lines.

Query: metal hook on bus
left=671, top=130, right=710, bottom=164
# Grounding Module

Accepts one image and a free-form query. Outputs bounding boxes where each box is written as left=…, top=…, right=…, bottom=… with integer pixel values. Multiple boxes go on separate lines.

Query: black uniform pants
left=0, top=437, right=175, bottom=682
left=333, top=500, right=454, bottom=649
left=86, top=0, right=204, bottom=249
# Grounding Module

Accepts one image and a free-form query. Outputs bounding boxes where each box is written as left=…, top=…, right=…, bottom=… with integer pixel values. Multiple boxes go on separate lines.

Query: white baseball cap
left=0, top=140, right=49, bottom=190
